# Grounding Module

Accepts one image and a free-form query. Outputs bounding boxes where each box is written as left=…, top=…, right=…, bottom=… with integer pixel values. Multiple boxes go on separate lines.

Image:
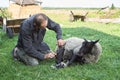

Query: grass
left=42, top=8, right=120, bottom=19
left=0, top=10, right=120, bottom=80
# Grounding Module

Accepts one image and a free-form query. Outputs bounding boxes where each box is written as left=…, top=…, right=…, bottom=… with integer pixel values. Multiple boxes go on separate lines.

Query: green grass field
left=0, top=10, right=120, bottom=80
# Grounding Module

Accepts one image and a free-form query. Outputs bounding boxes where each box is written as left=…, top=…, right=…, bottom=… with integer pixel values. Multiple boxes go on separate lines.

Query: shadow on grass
left=0, top=26, right=120, bottom=80
left=62, top=27, right=120, bottom=53
left=0, top=26, right=120, bottom=62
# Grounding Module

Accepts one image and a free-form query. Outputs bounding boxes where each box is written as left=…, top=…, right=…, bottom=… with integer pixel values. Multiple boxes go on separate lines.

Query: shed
left=11, top=0, right=42, bottom=5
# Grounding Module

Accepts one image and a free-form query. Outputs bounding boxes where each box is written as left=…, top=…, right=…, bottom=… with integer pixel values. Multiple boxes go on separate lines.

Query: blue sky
left=0, top=0, right=120, bottom=8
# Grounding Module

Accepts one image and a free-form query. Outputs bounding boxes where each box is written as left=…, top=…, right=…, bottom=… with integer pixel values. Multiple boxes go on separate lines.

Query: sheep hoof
left=51, top=62, right=67, bottom=69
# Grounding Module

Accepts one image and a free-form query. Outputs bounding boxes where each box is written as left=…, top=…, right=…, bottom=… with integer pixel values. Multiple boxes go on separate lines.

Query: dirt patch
left=86, top=18, right=120, bottom=24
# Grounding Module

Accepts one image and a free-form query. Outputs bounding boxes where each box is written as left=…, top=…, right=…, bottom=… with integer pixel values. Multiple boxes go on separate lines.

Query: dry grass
left=8, top=4, right=120, bottom=20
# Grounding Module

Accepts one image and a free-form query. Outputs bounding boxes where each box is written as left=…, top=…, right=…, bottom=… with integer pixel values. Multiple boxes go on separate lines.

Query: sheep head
left=78, top=39, right=99, bottom=56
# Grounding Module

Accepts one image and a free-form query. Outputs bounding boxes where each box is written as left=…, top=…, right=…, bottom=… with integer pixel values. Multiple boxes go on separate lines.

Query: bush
left=110, top=3, right=115, bottom=10
left=0, top=8, right=12, bottom=18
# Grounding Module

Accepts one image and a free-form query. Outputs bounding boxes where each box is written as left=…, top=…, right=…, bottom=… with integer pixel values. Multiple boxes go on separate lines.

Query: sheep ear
left=84, top=38, right=88, bottom=42
left=94, top=39, right=99, bottom=44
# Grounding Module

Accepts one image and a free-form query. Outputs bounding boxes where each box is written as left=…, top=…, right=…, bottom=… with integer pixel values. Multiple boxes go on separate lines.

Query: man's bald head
left=33, top=13, right=48, bottom=29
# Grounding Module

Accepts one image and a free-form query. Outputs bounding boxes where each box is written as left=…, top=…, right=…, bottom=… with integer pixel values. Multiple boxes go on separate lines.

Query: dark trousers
left=12, top=42, right=51, bottom=66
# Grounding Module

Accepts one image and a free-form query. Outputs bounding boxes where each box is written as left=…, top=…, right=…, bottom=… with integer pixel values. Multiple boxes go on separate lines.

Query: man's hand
left=44, top=52, right=56, bottom=59
left=57, top=39, right=65, bottom=47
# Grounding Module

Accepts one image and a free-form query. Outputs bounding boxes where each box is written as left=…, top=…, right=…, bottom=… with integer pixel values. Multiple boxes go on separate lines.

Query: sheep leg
left=66, top=54, right=77, bottom=66
left=56, top=47, right=65, bottom=64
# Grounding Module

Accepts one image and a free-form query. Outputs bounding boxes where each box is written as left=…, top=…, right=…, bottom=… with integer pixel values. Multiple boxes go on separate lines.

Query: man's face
left=40, top=20, right=48, bottom=29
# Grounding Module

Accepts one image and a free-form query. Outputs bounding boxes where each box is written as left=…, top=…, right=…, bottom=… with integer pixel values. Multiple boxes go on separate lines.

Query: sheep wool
left=56, top=37, right=102, bottom=64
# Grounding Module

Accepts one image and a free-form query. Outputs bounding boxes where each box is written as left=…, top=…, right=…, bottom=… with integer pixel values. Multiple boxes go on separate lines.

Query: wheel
left=6, top=27, right=13, bottom=38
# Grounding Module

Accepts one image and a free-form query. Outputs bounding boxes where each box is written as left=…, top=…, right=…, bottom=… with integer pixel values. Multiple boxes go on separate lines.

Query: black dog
left=70, top=11, right=88, bottom=22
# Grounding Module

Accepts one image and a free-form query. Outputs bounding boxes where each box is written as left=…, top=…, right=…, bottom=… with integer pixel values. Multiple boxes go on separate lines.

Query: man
left=12, top=13, right=64, bottom=66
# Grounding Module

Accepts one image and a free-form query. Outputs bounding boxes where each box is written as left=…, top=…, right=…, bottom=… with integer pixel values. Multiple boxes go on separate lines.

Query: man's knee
left=11, top=47, right=39, bottom=66
left=27, top=58, right=39, bottom=66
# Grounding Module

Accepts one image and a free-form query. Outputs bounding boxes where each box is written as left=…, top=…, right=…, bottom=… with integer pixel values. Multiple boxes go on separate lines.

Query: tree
left=110, top=3, right=115, bottom=10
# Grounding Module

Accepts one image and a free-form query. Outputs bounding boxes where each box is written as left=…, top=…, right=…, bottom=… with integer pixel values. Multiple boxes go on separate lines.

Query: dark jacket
left=16, top=14, right=62, bottom=60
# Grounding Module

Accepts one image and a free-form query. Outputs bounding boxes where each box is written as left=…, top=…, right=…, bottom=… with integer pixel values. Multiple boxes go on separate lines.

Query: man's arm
left=47, top=18, right=64, bottom=46
left=47, top=18, right=62, bottom=40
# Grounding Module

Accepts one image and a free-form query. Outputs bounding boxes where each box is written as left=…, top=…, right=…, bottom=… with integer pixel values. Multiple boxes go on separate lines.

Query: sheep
left=53, top=37, right=102, bottom=68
